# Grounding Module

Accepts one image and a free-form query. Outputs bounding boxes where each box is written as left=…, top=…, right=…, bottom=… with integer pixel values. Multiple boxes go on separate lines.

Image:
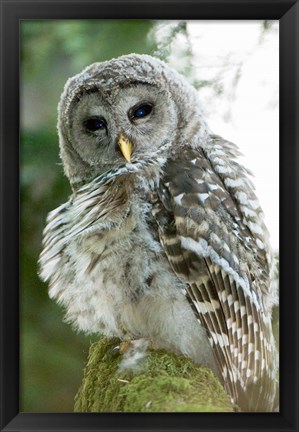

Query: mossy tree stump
left=74, top=338, right=234, bottom=412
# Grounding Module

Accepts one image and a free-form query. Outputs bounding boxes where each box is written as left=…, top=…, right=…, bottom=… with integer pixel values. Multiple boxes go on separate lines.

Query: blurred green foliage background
left=20, top=19, right=277, bottom=412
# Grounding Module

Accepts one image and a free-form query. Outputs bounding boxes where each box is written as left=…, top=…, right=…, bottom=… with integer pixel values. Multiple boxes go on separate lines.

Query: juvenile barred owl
left=39, top=54, right=278, bottom=412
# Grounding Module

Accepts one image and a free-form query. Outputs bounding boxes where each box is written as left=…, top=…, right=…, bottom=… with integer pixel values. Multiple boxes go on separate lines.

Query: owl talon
left=118, top=338, right=149, bottom=372
left=119, top=340, right=133, bottom=354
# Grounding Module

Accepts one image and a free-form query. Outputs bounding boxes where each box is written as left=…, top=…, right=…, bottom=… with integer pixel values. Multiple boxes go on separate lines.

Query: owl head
left=58, top=54, right=208, bottom=188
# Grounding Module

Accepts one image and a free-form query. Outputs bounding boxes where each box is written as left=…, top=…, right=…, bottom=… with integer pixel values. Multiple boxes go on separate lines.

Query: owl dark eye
left=84, top=117, right=107, bottom=132
left=131, top=103, right=153, bottom=119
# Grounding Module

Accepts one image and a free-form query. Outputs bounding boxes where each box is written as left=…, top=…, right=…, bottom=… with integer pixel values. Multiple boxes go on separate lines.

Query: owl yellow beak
left=118, top=134, right=133, bottom=163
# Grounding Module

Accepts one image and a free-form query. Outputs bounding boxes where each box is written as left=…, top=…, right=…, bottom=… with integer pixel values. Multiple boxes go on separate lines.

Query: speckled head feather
left=58, top=54, right=209, bottom=186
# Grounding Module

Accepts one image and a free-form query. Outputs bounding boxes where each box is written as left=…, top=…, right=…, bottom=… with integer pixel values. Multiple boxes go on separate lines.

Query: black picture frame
left=0, top=1, right=298, bottom=431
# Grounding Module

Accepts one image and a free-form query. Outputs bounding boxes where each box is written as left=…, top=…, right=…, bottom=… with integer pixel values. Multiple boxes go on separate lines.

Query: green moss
left=74, top=338, right=233, bottom=412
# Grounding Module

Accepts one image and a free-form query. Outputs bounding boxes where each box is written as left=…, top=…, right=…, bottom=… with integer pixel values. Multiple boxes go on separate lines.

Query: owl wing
left=152, top=136, right=277, bottom=411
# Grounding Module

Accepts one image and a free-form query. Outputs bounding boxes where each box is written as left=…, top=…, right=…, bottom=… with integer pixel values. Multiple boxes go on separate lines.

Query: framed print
left=0, top=1, right=298, bottom=431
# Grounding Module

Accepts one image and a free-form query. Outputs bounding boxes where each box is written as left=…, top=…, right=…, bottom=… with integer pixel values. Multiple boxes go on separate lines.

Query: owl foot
left=119, top=340, right=134, bottom=354
left=118, top=338, right=149, bottom=372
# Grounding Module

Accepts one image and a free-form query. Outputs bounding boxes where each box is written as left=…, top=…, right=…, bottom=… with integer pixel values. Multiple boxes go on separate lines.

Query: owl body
left=39, top=54, right=278, bottom=411
left=41, top=162, right=218, bottom=372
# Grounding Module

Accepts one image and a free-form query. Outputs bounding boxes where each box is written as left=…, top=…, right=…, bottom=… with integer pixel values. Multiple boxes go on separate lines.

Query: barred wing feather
left=153, top=139, right=278, bottom=411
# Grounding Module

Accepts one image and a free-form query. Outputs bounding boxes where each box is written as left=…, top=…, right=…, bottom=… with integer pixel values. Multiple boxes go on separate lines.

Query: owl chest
left=50, top=197, right=216, bottom=370
left=80, top=217, right=162, bottom=300
left=62, top=201, right=179, bottom=337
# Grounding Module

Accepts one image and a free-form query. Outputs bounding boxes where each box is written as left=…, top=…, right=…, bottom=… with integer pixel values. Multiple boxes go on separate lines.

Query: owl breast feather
left=39, top=165, right=217, bottom=372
